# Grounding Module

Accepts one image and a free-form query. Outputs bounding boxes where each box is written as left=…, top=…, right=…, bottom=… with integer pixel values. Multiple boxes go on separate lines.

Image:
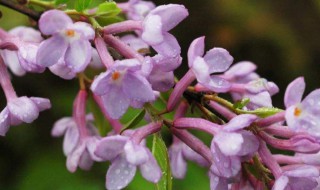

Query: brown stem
left=0, top=0, right=40, bottom=21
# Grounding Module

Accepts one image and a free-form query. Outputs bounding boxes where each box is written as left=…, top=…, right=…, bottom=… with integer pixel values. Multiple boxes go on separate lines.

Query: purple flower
left=0, top=96, right=51, bottom=136
left=141, top=4, right=188, bottom=57
left=169, top=137, right=209, bottom=179
left=125, top=0, right=156, bottom=21
left=120, top=34, right=150, bottom=55
left=272, top=165, right=319, bottom=190
left=95, top=134, right=162, bottom=189
left=91, top=58, right=155, bottom=119
left=37, top=10, right=94, bottom=72
left=284, top=77, right=320, bottom=139
left=0, top=26, right=45, bottom=75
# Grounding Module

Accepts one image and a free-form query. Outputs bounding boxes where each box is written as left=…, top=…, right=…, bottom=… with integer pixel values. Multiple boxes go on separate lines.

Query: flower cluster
left=1, top=0, right=320, bottom=190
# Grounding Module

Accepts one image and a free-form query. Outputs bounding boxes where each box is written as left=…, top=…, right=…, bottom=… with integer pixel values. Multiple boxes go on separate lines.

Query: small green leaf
left=74, top=0, right=92, bottom=12
left=95, top=2, right=121, bottom=17
left=55, top=0, right=69, bottom=5
left=248, top=107, right=283, bottom=118
left=152, top=133, right=172, bottom=190
left=121, top=109, right=146, bottom=133
left=233, top=98, right=250, bottom=109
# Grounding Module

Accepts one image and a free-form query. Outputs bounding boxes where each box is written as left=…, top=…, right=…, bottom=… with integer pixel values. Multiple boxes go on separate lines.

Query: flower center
left=65, top=29, right=75, bottom=37
left=294, top=107, right=302, bottom=117
left=112, top=71, right=121, bottom=81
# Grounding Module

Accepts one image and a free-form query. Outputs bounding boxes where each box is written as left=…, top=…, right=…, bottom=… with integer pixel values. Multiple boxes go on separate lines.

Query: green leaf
left=55, top=0, right=69, bottom=5
left=87, top=93, right=110, bottom=136
left=233, top=98, right=250, bottom=109
left=152, top=133, right=172, bottom=190
left=74, top=0, right=92, bottom=12
left=121, top=109, right=146, bottom=133
left=95, top=2, right=121, bottom=17
left=247, top=107, right=283, bottom=118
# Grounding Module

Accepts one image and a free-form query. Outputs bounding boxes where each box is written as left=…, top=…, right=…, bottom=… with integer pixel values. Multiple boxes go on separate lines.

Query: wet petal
left=101, top=85, right=130, bottom=119
left=70, top=22, right=95, bottom=40
left=7, top=97, right=39, bottom=123
left=106, top=155, right=136, bottom=190
left=95, top=135, right=128, bottom=161
left=142, top=14, right=163, bottom=45
left=237, top=131, right=259, bottom=156
left=209, top=173, right=228, bottom=190
left=203, top=48, right=233, bottom=73
left=148, top=69, right=174, bottom=92
left=223, top=114, right=258, bottom=132
left=37, top=35, right=68, bottom=67
left=188, top=36, right=205, bottom=67
left=86, top=137, right=102, bottom=161
left=284, top=165, right=319, bottom=178
left=225, top=61, right=257, bottom=78
left=0, top=108, right=10, bottom=136
left=272, top=176, right=289, bottom=190
left=63, top=126, right=79, bottom=156
left=1, top=50, right=26, bottom=76
left=149, top=4, right=188, bottom=31
left=284, top=77, right=305, bottom=108
left=30, top=97, right=51, bottom=111
left=214, top=132, right=243, bottom=156
left=302, top=89, right=320, bottom=114
left=124, top=141, right=149, bottom=165
left=78, top=149, right=94, bottom=171
left=123, top=72, right=155, bottom=102
left=192, top=56, right=210, bottom=83
left=66, top=143, right=86, bottom=173
left=49, top=59, right=77, bottom=80
left=169, top=143, right=187, bottom=179
left=201, top=75, right=231, bottom=93
left=65, top=39, right=92, bottom=72
left=139, top=150, right=162, bottom=183
left=51, top=117, right=74, bottom=137
left=39, top=10, right=72, bottom=35
left=91, top=71, right=112, bottom=95
left=152, top=33, right=181, bottom=57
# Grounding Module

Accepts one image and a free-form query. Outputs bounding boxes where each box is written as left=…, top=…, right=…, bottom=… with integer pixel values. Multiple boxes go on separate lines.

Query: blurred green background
left=1, top=0, right=320, bottom=189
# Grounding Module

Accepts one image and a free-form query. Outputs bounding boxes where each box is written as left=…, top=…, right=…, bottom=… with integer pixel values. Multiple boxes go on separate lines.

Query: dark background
left=1, top=0, right=320, bottom=189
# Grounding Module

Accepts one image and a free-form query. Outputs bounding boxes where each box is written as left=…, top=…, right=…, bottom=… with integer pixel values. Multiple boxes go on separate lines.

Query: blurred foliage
left=1, top=0, right=320, bottom=189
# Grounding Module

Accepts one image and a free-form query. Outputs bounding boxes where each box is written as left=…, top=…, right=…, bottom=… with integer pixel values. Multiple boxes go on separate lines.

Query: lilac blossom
left=0, top=26, right=45, bottom=75
left=52, top=90, right=102, bottom=172
left=118, top=0, right=156, bottom=21
left=167, top=36, right=233, bottom=111
left=284, top=77, right=320, bottom=139
left=272, top=165, right=319, bottom=190
left=91, top=58, right=155, bottom=119
left=0, top=55, right=50, bottom=136
left=37, top=10, right=94, bottom=72
left=95, top=122, right=162, bottom=190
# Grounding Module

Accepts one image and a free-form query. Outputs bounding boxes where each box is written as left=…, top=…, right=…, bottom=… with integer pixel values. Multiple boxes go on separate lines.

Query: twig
left=0, top=0, right=40, bottom=21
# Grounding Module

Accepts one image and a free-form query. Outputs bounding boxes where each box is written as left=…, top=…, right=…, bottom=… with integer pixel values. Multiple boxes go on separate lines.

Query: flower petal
left=51, top=117, right=73, bottom=137
left=149, top=4, right=188, bottom=31
left=70, top=22, right=95, bottom=40
left=101, top=85, right=130, bottom=119
left=201, top=75, right=231, bottom=93
left=78, top=149, right=94, bottom=171
left=1, top=50, right=26, bottom=76
left=123, top=72, right=155, bottom=102
left=106, top=155, right=136, bottom=190
left=66, top=143, right=86, bottom=173
left=142, top=14, right=163, bottom=45
left=203, top=48, right=233, bottom=73
left=94, top=135, right=128, bottom=161
left=188, top=36, right=205, bottom=67
left=209, top=173, right=228, bottom=190
left=91, top=71, right=112, bottom=95
left=0, top=108, right=10, bottom=136
left=169, top=143, right=187, bottom=179
left=39, top=10, right=72, bottom=35
left=37, top=35, right=68, bottom=67
left=152, top=33, right=181, bottom=57
left=272, top=176, right=289, bottom=190
left=214, top=132, right=243, bottom=156
left=30, top=97, right=51, bottom=111
left=65, top=39, right=92, bottom=72
left=302, top=89, right=320, bottom=114
left=284, top=165, right=319, bottom=178
left=9, top=26, right=43, bottom=43
left=139, top=150, right=162, bottom=183
left=7, top=97, right=39, bottom=123
left=237, top=131, right=259, bottom=156
left=225, top=61, right=257, bottom=78
left=63, top=126, right=79, bottom=156
left=124, top=141, right=149, bottom=165
left=223, top=114, right=258, bottom=132
left=284, top=77, right=305, bottom=108
left=192, top=57, right=210, bottom=83
left=148, top=69, right=174, bottom=92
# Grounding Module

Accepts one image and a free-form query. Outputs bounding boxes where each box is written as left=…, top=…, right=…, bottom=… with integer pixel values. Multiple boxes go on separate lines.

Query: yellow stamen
left=294, top=107, right=301, bottom=117
left=65, top=29, right=75, bottom=37
left=112, top=71, right=121, bottom=80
